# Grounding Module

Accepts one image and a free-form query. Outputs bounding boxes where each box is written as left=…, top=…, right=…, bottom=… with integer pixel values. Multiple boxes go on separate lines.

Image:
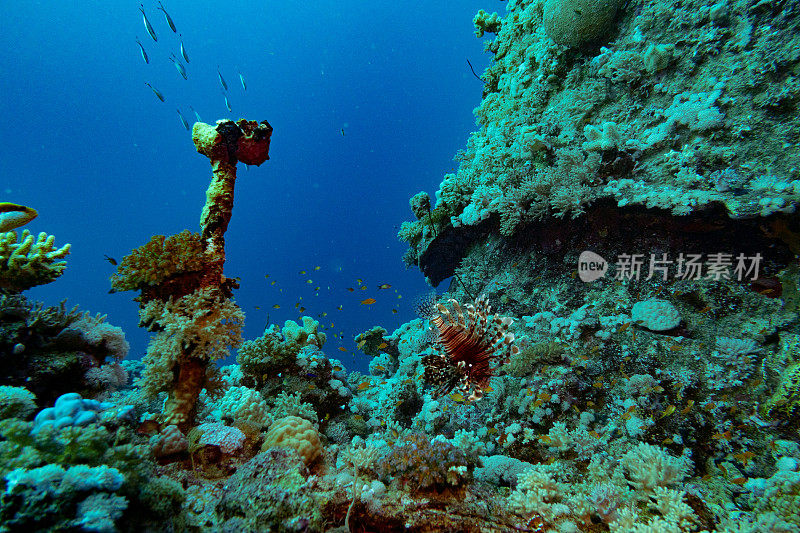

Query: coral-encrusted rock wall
left=400, top=0, right=800, bottom=279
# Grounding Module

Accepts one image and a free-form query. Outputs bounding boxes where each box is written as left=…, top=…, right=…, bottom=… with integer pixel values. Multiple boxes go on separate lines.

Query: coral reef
left=0, top=295, right=130, bottom=407
left=109, top=230, right=205, bottom=294
left=0, top=402, right=185, bottom=531
left=4, top=2, right=800, bottom=527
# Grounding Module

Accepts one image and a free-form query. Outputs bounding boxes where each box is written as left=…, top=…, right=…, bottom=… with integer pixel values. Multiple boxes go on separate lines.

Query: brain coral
left=543, top=0, right=625, bottom=48
left=261, top=416, right=321, bottom=466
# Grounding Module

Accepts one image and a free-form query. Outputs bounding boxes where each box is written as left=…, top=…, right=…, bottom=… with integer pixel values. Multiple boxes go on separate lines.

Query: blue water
left=1, top=0, right=503, bottom=370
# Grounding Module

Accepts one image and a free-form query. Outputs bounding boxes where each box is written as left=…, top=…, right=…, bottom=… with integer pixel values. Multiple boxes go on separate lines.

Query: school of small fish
left=136, top=2, right=248, bottom=129
left=251, top=265, right=406, bottom=353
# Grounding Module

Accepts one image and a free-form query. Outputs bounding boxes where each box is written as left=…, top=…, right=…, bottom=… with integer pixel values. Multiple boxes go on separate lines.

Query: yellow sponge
left=261, top=415, right=321, bottom=465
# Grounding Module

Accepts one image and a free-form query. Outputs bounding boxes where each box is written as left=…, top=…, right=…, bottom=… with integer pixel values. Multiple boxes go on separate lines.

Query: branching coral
left=621, top=443, right=692, bottom=493
left=0, top=230, right=70, bottom=292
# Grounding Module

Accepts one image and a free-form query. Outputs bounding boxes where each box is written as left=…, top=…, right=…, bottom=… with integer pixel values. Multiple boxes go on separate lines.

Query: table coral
left=0, top=230, right=70, bottom=292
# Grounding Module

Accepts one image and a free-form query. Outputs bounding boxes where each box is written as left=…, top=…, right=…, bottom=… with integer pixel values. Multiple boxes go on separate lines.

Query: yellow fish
left=659, top=405, right=676, bottom=418
left=360, top=298, right=376, bottom=305
left=0, top=203, right=37, bottom=232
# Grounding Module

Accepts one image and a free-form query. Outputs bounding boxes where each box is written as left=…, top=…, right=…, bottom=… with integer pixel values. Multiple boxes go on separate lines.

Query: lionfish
left=418, top=293, right=519, bottom=401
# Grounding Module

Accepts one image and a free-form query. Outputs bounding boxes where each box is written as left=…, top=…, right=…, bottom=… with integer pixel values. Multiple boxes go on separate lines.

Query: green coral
left=271, top=392, right=318, bottom=424
left=216, top=449, right=325, bottom=532
left=763, top=332, right=800, bottom=420
left=409, top=191, right=432, bottom=219
left=0, top=230, right=70, bottom=292
left=110, top=230, right=204, bottom=291
left=377, top=433, right=474, bottom=492
left=397, top=220, right=423, bottom=245
left=504, top=341, right=565, bottom=377
left=473, top=9, right=502, bottom=38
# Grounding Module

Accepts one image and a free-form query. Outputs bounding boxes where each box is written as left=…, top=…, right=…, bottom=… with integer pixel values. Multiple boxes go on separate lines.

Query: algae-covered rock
left=216, top=448, right=323, bottom=532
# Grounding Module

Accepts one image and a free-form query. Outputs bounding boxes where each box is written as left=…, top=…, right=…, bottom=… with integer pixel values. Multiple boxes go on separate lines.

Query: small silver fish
left=179, top=35, right=189, bottom=63
left=217, top=67, right=228, bottom=91
left=139, top=4, right=157, bottom=42
left=145, top=82, right=164, bottom=102
left=223, top=93, right=232, bottom=112
left=238, top=70, right=246, bottom=91
left=157, top=1, right=176, bottom=33
left=170, top=54, right=187, bottom=80
left=176, top=109, right=190, bottom=131
left=135, top=37, right=149, bottom=64
left=189, top=105, right=201, bottom=122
